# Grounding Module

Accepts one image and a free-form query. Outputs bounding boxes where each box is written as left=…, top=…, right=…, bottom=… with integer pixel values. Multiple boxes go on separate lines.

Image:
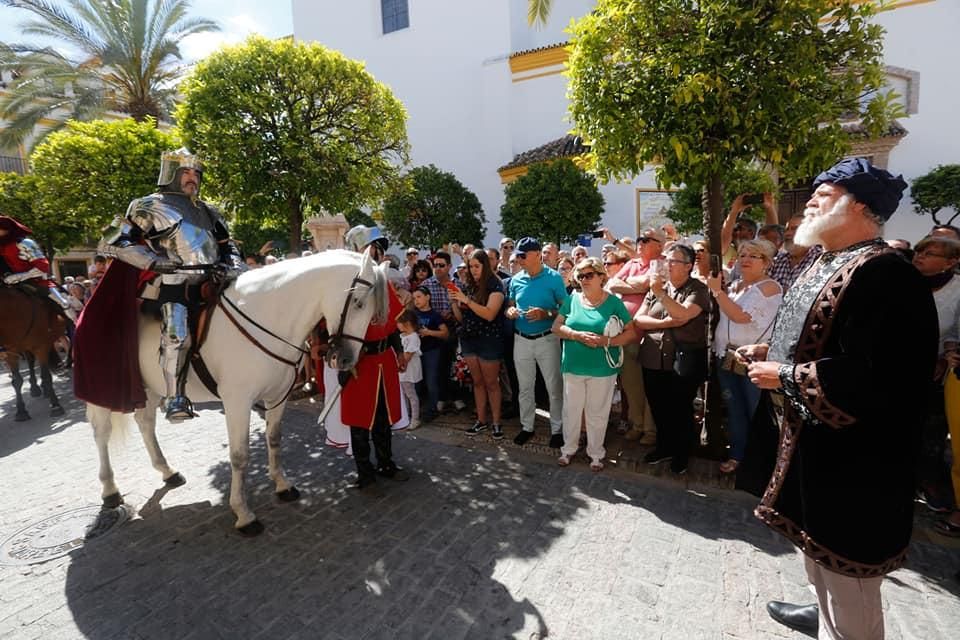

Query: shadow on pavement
left=62, top=406, right=586, bottom=639
left=0, top=369, right=84, bottom=458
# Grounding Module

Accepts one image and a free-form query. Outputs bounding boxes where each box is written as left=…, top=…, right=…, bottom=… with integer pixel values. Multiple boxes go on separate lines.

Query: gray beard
left=794, top=195, right=853, bottom=248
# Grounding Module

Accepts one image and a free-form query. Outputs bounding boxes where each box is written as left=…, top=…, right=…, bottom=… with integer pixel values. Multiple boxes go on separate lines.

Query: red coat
left=341, top=285, right=404, bottom=429
left=0, top=237, right=55, bottom=288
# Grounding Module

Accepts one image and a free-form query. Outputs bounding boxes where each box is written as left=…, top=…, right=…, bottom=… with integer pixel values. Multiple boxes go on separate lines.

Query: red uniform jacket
left=341, top=285, right=404, bottom=429
left=0, top=237, right=56, bottom=288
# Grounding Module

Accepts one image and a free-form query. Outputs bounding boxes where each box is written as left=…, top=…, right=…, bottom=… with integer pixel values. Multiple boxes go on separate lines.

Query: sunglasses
left=695, top=248, right=705, bottom=254
left=639, top=237, right=661, bottom=244
left=577, top=271, right=598, bottom=282
left=603, top=261, right=619, bottom=267
left=433, top=262, right=447, bottom=268
left=515, top=252, right=527, bottom=259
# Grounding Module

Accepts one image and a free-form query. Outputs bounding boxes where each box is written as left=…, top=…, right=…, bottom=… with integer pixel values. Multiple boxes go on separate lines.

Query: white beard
left=794, top=194, right=854, bottom=248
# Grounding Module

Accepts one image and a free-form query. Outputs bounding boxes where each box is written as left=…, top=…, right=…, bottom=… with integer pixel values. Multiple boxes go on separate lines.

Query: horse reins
left=196, top=268, right=374, bottom=411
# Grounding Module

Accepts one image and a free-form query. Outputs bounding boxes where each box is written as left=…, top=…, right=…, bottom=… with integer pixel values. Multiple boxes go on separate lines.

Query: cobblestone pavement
left=1, top=371, right=959, bottom=640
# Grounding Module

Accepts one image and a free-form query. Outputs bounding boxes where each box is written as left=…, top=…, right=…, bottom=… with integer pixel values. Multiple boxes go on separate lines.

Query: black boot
left=766, top=601, right=819, bottom=637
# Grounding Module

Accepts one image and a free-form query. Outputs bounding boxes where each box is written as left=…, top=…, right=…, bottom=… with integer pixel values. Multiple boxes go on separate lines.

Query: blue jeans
left=717, top=358, right=762, bottom=461
left=420, top=348, right=443, bottom=417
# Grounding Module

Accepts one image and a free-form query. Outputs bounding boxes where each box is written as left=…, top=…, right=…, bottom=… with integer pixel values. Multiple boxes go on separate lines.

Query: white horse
left=86, top=249, right=387, bottom=536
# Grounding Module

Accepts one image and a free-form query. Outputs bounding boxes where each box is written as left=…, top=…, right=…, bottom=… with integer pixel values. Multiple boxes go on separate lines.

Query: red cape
left=73, top=261, right=146, bottom=413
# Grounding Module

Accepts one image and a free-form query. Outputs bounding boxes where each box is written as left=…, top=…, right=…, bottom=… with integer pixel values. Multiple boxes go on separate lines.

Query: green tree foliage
left=566, top=0, right=899, bottom=251
left=343, top=208, right=378, bottom=230
left=177, top=36, right=410, bottom=252
left=0, top=171, right=52, bottom=254
left=28, top=118, right=179, bottom=253
left=912, top=165, right=960, bottom=227
left=0, top=0, right=218, bottom=149
left=381, top=165, right=485, bottom=250
left=666, top=163, right=778, bottom=235
left=499, top=159, right=604, bottom=246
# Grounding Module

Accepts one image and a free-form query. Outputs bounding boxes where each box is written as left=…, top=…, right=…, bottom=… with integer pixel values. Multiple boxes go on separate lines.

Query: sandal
left=557, top=455, right=571, bottom=467
left=719, top=459, right=740, bottom=474
left=590, top=460, right=604, bottom=472
left=934, top=518, right=960, bottom=538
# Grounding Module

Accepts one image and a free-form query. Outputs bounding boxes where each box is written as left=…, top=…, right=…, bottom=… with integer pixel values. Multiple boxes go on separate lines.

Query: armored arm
left=207, top=204, right=245, bottom=273
left=99, top=199, right=175, bottom=272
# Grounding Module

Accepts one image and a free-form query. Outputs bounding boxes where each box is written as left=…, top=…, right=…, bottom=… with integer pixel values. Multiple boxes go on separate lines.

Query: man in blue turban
left=736, top=158, right=938, bottom=638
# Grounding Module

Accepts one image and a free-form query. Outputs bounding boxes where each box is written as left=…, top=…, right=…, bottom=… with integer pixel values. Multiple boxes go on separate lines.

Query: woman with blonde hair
left=707, top=238, right=782, bottom=473
left=552, top=256, right=636, bottom=471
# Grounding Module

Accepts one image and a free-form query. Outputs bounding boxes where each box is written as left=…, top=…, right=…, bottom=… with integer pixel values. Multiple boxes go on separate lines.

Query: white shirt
left=713, top=278, right=783, bottom=356
left=935, top=276, right=960, bottom=353
left=399, top=332, right=423, bottom=383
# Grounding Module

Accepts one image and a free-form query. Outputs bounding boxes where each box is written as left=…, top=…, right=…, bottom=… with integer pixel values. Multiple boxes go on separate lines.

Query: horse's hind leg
left=265, top=403, right=299, bottom=502
left=89, top=404, right=122, bottom=508
left=37, top=361, right=64, bottom=417
left=223, top=398, right=262, bottom=535
left=26, top=352, right=41, bottom=397
left=9, top=356, right=31, bottom=422
left=135, top=391, right=185, bottom=487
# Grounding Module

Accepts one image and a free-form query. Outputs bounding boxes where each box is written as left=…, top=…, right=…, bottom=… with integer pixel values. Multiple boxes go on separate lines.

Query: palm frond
left=527, top=0, right=553, bottom=28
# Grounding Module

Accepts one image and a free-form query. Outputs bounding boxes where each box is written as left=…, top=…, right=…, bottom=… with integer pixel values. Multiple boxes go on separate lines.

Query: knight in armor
left=340, top=225, right=410, bottom=492
left=0, top=215, right=83, bottom=323
left=98, top=148, right=245, bottom=422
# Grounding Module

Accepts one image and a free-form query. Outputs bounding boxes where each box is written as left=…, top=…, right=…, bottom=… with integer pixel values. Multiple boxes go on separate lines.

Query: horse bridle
left=329, top=271, right=377, bottom=350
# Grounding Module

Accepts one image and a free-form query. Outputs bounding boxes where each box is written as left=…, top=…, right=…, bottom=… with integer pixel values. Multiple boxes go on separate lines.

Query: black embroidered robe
left=755, top=241, right=938, bottom=577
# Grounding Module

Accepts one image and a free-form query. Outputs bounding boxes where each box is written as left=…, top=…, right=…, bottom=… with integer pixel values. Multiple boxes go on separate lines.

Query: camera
left=591, top=229, right=605, bottom=238
left=743, top=193, right=764, bottom=206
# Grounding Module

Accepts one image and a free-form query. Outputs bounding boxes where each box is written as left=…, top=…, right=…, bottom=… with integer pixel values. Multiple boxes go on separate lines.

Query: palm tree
left=528, top=0, right=553, bottom=27
left=0, top=0, right=219, bottom=149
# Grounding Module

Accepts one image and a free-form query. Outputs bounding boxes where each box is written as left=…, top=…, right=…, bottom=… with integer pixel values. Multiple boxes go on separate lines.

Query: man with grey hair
left=739, top=158, right=937, bottom=639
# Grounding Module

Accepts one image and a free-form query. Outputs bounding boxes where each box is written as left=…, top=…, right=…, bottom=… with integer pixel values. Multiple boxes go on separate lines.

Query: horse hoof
left=50, top=406, right=65, bottom=417
left=102, top=492, right=123, bottom=509
left=15, top=411, right=31, bottom=422
left=30, top=387, right=42, bottom=398
left=276, top=486, right=301, bottom=502
left=236, top=520, right=264, bottom=537
left=164, top=472, right=186, bottom=488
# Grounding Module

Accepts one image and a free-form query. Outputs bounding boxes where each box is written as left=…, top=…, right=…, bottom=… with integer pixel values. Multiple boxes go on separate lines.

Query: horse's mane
left=369, top=262, right=389, bottom=326
left=231, top=250, right=390, bottom=326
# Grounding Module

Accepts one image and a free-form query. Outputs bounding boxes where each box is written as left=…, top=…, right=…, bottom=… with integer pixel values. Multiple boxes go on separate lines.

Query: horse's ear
left=359, top=246, right=374, bottom=271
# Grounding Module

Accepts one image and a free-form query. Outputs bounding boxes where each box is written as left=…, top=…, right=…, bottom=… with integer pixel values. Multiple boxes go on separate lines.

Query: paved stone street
left=1, top=371, right=959, bottom=640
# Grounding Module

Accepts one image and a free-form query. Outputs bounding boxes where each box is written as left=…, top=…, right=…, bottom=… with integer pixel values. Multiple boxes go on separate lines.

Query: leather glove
left=149, top=258, right=180, bottom=274
left=212, top=263, right=242, bottom=281
left=337, top=369, right=353, bottom=388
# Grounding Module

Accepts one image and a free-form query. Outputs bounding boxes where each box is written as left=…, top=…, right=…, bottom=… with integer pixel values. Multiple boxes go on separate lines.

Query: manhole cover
left=0, top=505, right=131, bottom=566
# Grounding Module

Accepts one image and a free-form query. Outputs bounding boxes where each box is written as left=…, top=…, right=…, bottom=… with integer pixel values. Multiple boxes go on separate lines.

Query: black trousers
left=349, top=384, right=394, bottom=485
left=643, top=365, right=704, bottom=467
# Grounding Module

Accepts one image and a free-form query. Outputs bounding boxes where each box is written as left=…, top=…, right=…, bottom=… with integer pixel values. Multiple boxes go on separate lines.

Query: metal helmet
left=157, top=147, right=203, bottom=189
left=344, top=224, right=389, bottom=253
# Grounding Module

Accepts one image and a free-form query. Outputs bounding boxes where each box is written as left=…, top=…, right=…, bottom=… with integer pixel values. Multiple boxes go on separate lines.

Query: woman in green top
left=551, top=257, right=636, bottom=471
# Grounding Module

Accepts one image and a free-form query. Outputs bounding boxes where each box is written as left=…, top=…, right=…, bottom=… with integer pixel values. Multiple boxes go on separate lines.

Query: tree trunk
left=700, top=174, right=727, bottom=459
left=288, top=194, right=303, bottom=256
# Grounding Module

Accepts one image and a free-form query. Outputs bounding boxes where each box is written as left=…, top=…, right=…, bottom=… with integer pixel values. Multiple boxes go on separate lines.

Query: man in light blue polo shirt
left=506, top=237, right=569, bottom=447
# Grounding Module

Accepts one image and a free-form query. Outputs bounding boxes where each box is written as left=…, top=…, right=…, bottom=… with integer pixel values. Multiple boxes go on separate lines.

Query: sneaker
left=465, top=421, right=488, bottom=435
left=638, top=432, right=657, bottom=446
left=549, top=433, right=564, bottom=449
left=643, top=450, right=672, bottom=465
left=407, top=419, right=421, bottom=431
left=491, top=424, right=504, bottom=440
left=513, top=430, right=534, bottom=446
left=917, top=488, right=954, bottom=514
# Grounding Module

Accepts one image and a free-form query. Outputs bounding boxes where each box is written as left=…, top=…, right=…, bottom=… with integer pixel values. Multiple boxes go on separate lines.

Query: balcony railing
left=0, top=155, right=26, bottom=174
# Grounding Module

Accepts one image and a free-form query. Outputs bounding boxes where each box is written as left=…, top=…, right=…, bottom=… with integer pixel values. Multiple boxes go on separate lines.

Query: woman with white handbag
left=551, top=257, right=636, bottom=471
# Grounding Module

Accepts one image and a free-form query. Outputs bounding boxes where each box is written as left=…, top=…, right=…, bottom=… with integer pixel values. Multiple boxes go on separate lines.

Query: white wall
left=292, top=0, right=515, bottom=247
left=876, top=1, right=960, bottom=242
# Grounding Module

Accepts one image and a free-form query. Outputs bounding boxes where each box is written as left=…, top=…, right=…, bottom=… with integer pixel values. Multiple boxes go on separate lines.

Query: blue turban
left=812, top=158, right=907, bottom=221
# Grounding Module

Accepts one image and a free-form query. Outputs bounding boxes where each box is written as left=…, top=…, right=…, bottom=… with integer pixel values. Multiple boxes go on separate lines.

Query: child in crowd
left=412, top=285, right=448, bottom=422
left=397, top=309, right=424, bottom=430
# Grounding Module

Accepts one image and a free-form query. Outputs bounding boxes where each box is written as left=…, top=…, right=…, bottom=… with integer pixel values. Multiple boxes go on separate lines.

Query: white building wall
left=876, top=1, right=960, bottom=242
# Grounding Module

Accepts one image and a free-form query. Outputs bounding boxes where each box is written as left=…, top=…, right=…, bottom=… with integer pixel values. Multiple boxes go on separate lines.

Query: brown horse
left=0, top=285, right=67, bottom=420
